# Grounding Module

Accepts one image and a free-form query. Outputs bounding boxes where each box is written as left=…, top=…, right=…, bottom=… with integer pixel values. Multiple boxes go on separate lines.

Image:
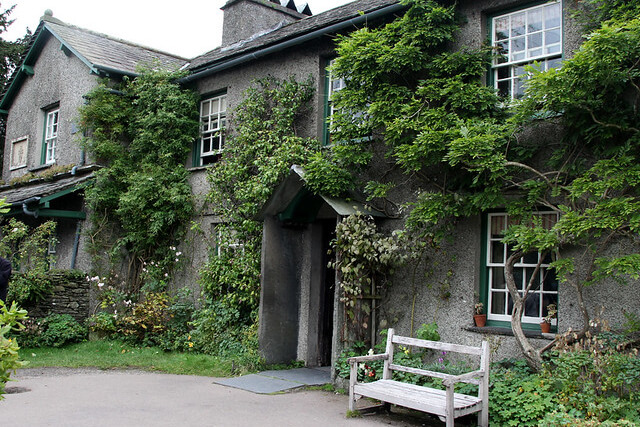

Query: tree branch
left=584, top=107, right=639, bottom=134
left=504, top=161, right=553, bottom=186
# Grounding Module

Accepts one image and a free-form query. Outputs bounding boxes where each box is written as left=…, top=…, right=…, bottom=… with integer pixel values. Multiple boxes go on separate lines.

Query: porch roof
left=0, top=166, right=95, bottom=219
left=259, top=164, right=387, bottom=222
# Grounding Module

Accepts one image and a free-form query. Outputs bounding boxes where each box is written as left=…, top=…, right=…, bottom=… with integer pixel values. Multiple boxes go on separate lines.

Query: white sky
left=2, top=0, right=354, bottom=58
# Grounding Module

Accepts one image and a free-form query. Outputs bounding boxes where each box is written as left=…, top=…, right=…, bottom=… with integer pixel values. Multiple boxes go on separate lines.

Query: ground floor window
left=213, top=223, right=244, bottom=257
left=485, top=212, right=558, bottom=325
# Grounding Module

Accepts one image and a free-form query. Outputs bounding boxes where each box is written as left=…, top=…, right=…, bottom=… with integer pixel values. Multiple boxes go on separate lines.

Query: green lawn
left=20, top=340, right=239, bottom=377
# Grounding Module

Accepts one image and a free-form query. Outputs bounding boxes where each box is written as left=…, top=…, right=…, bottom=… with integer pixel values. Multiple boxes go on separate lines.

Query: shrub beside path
left=1, top=368, right=436, bottom=426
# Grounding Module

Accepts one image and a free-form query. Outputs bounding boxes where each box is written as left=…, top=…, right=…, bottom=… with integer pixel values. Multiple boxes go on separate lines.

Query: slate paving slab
left=213, top=367, right=331, bottom=393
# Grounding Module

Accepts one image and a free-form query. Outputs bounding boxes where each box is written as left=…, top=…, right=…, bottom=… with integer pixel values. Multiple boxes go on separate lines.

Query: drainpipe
left=178, top=3, right=406, bottom=84
left=21, top=196, right=41, bottom=218
left=70, top=220, right=82, bottom=269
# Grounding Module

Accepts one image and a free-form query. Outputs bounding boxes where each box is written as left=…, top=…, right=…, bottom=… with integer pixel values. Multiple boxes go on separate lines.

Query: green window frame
left=481, top=212, right=559, bottom=329
left=195, top=92, right=227, bottom=167
left=42, top=107, right=59, bottom=165
left=490, top=0, right=563, bottom=99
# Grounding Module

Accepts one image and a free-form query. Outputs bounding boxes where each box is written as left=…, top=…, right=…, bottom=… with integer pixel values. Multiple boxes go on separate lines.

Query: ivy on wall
left=79, top=68, right=200, bottom=291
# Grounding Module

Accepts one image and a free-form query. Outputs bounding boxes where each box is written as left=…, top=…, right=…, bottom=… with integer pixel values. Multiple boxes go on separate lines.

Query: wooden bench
left=348, top=328, right=489, bottom=427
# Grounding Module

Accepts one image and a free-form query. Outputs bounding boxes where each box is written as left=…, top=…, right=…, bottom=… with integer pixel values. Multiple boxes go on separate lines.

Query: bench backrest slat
left=392, top=335, right=483, bottom=356
left=389, top=364, right=482, bottom=385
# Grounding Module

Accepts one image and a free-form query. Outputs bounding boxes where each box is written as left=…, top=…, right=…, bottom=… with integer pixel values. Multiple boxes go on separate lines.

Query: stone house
left=188, top=0, right=637, bottom=368
left=0, top=10, right=187, bottom=316
left=1, top=0, right=637, bottom=371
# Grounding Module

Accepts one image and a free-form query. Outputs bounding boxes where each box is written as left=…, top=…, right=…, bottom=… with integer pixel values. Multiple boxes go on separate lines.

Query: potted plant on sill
left=473, top=302, right=486, bottom=327
left=540, top=303, right=557, bottom=333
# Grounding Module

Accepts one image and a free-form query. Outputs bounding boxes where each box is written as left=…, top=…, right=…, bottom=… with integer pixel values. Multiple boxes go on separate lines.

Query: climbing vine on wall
left=79, top=68, right=199, bottom=291
left=200, top=76, right=319, bottom=327
left=330, top=214, right=405, bottom=342
left=0, top=218, right=57, bottom=305
left=304, top=0, right=640, bottom=370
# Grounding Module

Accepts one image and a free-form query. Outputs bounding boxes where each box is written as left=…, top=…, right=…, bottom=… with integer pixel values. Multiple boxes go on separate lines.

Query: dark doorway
left=317, top=219, right=336, bottom=366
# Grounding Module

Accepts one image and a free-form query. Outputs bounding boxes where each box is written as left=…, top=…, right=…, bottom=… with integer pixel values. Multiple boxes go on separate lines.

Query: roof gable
left=0, top=12, right=188, bottom=112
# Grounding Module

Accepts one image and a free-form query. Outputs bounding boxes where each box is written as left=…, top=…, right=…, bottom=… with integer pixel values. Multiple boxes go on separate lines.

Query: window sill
left=29, top=164, right=52, bottom=173
left=188, top=165, right=212, bottom=172
left=465, top=325, right=555, bottom=340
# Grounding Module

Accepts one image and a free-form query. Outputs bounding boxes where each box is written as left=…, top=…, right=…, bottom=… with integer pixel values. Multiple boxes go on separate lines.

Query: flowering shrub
left=88, top=274, right=134, bottom=319
left=140, top=246, right=183, bottom=292
left=118, top=292, right=170, bottom=345
left=86, top=312, right=118, bottom=337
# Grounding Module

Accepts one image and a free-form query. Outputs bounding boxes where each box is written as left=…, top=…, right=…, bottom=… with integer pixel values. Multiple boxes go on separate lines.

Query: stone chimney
left=221, top=0, right=312, bottom=47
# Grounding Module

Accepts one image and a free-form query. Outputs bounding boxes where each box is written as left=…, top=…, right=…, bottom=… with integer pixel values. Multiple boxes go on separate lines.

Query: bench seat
left=353, top=379, right=483, bottom=418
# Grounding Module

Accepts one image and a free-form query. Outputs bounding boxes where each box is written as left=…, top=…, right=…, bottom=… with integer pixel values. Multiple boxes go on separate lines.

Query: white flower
left=176, top=252, right=182, bottom=256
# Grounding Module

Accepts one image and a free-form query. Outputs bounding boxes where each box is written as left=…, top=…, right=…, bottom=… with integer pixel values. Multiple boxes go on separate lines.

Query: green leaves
left=332, top=214, right=405, bottom=312
left=0, top=301, right=28, bottom=399
left=79, top=69, right=199, bottom=288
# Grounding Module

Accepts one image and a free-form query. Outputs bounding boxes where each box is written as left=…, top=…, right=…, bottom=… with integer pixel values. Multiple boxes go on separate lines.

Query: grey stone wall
left=22, top=271, right=90, bottom=322
left=2, top=31, right=96, bottom=182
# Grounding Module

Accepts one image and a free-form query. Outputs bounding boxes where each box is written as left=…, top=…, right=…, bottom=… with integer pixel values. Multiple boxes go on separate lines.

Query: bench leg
left=478, top=407, right=488, bottom=427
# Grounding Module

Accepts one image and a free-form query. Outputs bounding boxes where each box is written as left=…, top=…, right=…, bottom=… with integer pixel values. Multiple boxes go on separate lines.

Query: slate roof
left=43, top=17, right=188, bottom=75
left=0, top=13, right=187, bottom=111
left=188, top=0, right=399, bottom=72
left=0, top=170, right=95, bottom=205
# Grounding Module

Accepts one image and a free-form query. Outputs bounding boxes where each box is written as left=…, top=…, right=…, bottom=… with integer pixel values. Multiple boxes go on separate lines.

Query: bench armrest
left=442, top=369, right=484, bottom=386
left=348, top=353, right=389, bottom=364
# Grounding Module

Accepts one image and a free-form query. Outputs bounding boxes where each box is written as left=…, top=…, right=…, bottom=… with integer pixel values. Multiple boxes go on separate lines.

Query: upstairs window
left=492, top=1, right=563, bottom=99
left=324, top=59, right=370, bottom=146
left=43, top=108, right=59, bottom=164
left=198, top=93, right=227, bottom=166
left=324, top=59, right=346, bottom=146
left=485, top=212, right=559, bottom=326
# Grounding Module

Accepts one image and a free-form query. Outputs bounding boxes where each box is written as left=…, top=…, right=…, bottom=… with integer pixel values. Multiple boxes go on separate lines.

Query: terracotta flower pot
left=473, top=314, right=487, bottom=327
left=540, top=321, right=551, bottom=333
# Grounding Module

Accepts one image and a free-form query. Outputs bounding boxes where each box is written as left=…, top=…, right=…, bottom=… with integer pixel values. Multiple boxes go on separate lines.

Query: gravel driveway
left=1, top=368, right=439, bottom=426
